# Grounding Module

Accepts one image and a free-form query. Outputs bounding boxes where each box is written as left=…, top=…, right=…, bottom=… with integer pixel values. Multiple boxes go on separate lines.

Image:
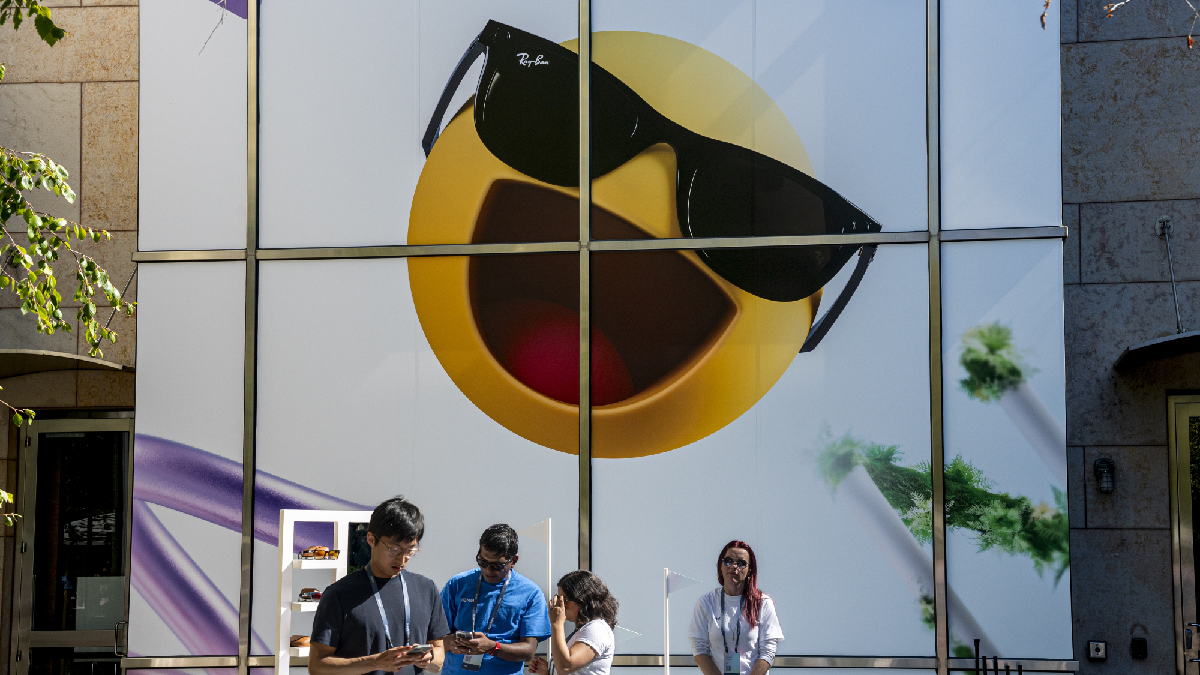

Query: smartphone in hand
left=407, top=645, right=433, bottom=656
left=455, top=631, right=472, bottom=641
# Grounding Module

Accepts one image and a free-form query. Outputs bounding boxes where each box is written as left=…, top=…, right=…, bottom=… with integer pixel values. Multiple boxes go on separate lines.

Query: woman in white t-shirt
left=527, top=570, right=617, bottom=675
left=688, top=541, right=784, bottom=675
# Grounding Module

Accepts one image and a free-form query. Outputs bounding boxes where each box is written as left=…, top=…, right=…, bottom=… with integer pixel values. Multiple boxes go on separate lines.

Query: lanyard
left=719, top=593, right=742, bottom=655
left=366, top=569, right=411, bottom=648
left=470, top=569, right=511, bottom=635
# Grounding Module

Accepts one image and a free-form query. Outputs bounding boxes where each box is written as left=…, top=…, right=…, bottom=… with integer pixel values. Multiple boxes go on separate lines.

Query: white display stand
left=276, top=509, right=374, bottom=675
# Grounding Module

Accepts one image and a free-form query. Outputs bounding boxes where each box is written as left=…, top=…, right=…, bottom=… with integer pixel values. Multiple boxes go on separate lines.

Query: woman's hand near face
left=548, top=594, right=567, bottom=628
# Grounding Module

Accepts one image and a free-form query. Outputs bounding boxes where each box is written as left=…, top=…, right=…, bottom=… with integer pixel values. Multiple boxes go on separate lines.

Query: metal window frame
left=1169, top=395, right=1200, bottom=675
left=119, top=0, right=1078, bottom=671
left=10, top=418, right=137, bottom=675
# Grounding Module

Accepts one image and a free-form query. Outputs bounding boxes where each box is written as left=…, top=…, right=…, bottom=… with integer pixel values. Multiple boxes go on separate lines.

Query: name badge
left=463, top=654, right=484, bottom=671
left=723, top=654, right=739, bottom=674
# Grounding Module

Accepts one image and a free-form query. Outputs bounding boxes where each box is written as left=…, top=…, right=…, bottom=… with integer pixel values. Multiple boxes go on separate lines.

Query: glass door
left=9, top=419, right=135, bottom=675
left=1171, top=396, right=1200, bottom=675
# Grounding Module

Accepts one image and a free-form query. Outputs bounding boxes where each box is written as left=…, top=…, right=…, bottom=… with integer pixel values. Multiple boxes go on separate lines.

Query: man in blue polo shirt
left=440, top=524, right=551, bottom=675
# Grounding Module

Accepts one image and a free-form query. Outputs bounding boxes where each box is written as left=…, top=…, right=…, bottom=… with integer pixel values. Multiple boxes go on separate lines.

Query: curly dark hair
left=558, top=570, right=618, bottom=628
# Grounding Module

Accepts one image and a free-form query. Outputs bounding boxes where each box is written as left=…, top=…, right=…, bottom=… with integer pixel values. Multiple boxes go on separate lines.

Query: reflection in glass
left=30, top=648, right=120, bottom=675
left=33, top=432, right=128, bottom=632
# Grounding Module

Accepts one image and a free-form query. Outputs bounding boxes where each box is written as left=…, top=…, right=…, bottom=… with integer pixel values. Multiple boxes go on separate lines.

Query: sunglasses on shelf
left=476, top=554, right=513, bottom=572
left=423, top=20, right=882, bottom=313
left=299, top=548, right=340, bottom=560
left=721, top=557, right=750, bottom=569
left=298, top=589, right=323, bottom=602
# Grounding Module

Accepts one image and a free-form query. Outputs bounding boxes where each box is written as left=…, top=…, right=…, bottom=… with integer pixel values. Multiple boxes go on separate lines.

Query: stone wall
left=1062, top=0, right=1200, bottom=672
left=0, top=1, right=138, bottom=671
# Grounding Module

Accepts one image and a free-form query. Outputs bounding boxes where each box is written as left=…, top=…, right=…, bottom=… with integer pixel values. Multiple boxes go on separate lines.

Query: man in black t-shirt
left=310, top=496, right=450, bottom=675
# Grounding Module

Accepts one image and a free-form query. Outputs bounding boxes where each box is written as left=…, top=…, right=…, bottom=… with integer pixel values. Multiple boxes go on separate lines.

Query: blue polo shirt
left=440, top=568, right=551, bottom=675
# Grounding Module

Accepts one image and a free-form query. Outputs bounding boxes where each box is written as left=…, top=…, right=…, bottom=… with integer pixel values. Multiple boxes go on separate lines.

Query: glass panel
left=589, top=0, right=927, bottom=237
left=139, top=0, right=247, bottom=251
left=130, top=263, right=246, bottom=656
left=31, top=432, right=128, bottom=632
left=940, top=2, right=1060, bottom=229
left=591, top=245, right=933, bottom=657
left=259, top=1, right=578, bottom=248
left=941, top=239, right=1070, bottom=658
left=29, top=648, right=120, bottom=675
left=252, top=257, right=578, bottom=654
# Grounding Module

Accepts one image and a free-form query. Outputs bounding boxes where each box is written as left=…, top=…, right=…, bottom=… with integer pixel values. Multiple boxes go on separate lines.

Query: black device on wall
left=1130, top=637, right=1148, bottom=659
left=1094, top=457, right=1116, bottom=494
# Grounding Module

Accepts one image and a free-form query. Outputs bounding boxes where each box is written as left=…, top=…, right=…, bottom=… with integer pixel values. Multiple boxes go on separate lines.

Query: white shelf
left=292, top=559, right=339, bottom=570
left=278, top=510, right=374, bottom=675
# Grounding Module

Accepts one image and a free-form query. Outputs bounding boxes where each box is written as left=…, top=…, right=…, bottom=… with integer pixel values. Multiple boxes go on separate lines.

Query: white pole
left=546, top=518, right=553, bottom=663
left=663, top=568, right=669, bottom=675
left=838, top=466, right=998, bottom=654
left=999, top=382, right=1067, bottom=487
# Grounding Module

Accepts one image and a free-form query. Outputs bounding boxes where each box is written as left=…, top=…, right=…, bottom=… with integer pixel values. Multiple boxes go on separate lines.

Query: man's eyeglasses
left=423, top=20, right=881, bottom=323
left=377, top=541, right=421, bottom=558
left=721, top=557, right=749, bottom=569
left=476, top=554, right=514, bottom=572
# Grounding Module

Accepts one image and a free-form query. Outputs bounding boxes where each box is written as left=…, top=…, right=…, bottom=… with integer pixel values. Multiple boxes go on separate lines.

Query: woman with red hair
left=687, top=541, right=783, bottom=675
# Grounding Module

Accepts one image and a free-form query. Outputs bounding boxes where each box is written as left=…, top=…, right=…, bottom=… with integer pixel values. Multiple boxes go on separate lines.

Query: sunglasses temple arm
left=799, top=245, right=877, bottom=354
left=422, top=39, right=487, bottom=157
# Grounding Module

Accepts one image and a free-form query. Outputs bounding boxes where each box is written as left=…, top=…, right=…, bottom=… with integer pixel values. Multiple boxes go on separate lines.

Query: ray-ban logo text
left=517, top=52, right=549, bottom=67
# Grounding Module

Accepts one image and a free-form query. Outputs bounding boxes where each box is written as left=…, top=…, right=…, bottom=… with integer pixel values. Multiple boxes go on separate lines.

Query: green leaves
left=33, top=8, right=64, bottom=46
left=957, top=322, right=1036, bottom=402
left=0, top=143, right=135, bottom=357
left=1, top=1, right=68, bottom=47
left=2, top=487, right=20, bottom=526
left=10, top=408, right=34, bottom=427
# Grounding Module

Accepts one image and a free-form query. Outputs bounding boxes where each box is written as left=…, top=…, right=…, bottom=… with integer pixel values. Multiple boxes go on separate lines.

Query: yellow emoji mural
left=410, top=25, right=880, bottom=459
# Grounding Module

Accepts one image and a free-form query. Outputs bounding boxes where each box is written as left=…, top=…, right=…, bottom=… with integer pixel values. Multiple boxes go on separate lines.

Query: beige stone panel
left=1066, top=445, right=1085, bottom=528
left=0, top=7, right=137, bottom=83
left=1063, top=204, right=1080, bottom=285
left=82, top=81, right=136, bottom=231
left=0, top=371, right=77, bottom=407
left=1066, top=281, right=1200, bottom=446
left=42, top=0, right=82, bottom=6
left=1083, top=445, right=1169, bottom=528
left=1063, top=39, right=1200, bottom=203
left=0, top=307, right=78, bottom=353
left=1069, top=529, right=1174, bottom=675
left=0, top=83, right=81, bottom=225
left=1080, top=199, right=1200, bottom=284
left=76, top=369, right=133, bottom=407
left=6, top=418, right=14, bottom=460
left=1078, top=0, right=1197, bottom=41
left=0, top=231, right=137, bottom=311
left=83, top=0, right=137, bottom=5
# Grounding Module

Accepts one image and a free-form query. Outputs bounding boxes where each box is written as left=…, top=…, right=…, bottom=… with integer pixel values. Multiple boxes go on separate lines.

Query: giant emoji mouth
left=470, top=180, right=735, bottom=407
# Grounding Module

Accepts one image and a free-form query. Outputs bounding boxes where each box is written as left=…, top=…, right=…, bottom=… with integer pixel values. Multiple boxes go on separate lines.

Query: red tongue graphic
left=500, top=301, right=634, bottom=406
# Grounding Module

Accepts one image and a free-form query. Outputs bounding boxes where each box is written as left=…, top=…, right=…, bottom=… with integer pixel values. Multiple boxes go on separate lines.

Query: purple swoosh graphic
left=131, top=435, right=369, bottom=656
left=207, top=0, right=248, bottom=20
left=134, top=434, right=368, bottom=551
left=132, top=500, right=270, bottom=656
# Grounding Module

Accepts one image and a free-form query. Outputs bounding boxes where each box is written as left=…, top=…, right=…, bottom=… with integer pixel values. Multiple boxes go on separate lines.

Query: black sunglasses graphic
left=423, top=21, right=881, bottom=351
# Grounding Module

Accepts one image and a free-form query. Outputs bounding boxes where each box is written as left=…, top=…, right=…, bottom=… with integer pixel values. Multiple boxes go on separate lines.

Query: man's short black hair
left=479, top=523, right=518, bottom=559
left=368, top=496, right=425, bottom=543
